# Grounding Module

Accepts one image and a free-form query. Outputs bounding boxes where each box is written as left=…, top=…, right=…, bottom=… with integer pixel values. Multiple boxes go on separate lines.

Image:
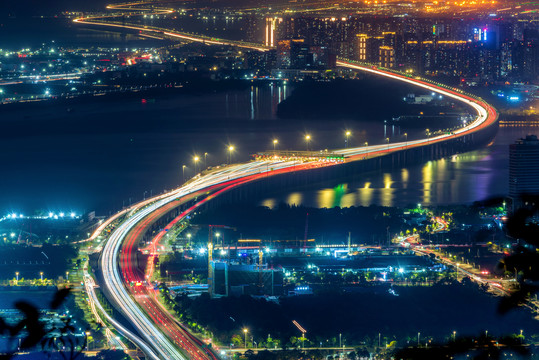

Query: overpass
left=90, top=67, right=497, bottom=359
left=77, top=3, right=499, bottom=360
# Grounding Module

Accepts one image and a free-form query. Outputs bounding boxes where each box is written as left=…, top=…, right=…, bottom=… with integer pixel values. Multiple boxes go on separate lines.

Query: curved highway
left=73, top=3, right=270, bottom=52
left=77, top=3, right=499, bottom=360
left=95, top=65, right=497, bottom=358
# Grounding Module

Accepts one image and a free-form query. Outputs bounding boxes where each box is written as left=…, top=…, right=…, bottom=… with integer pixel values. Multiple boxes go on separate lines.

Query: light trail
left=72, top=3, right=270, bottom=52
left=76, top=5, right=498, bottom=356
left=100, top=160, right=329, bottom=359
left=95, top=64, right=497, bottom=358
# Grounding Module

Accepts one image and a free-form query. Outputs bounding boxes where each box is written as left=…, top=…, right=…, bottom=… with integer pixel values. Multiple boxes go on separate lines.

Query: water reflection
left=258, top=136, right=517, bottom=209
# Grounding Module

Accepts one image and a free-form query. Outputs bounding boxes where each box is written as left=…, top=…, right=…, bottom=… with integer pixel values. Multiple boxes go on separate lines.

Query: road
left=93, top=66, right=497, bottom=359
left=76, top=4, right=499, bottom=358
left=412, top=246, right=510, bottom=297
left=73, top=3, right=270, bottom=52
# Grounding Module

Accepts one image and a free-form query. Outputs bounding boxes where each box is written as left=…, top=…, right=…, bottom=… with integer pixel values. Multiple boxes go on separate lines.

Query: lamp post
left=40, top=272, right=43, bottom=281
left=143, top=190, right=147, bottom=200
left=15, top=272, right=19, bottom=283
left=273, top=139, right=278, bottom=153
left=182, top=165, right=186, bottom=183
left=365, top=142, right=368, bottom=158
left=204, top=152, right=208, bottom=169
left=386, top=137, right=390, bottom=152
left=305, top=135, right=311, bottom=152
left=86, top=331, right=92, bottom=350
left=66, top=271, right=69, bottom=282
left=243, top=328, right=248, bottom=348
left=404, top=133, right=408, bottom=149
left=228, top=145, right=235, bottom=164
left=194, top=156, right=200, bottom=174
left=456, top=263, right=459, bottom=281
left=453, top=331, right=456, bottom=341
left=345, top=130, right=351, bottom=148
left=426, top=128, right=430, bottom=143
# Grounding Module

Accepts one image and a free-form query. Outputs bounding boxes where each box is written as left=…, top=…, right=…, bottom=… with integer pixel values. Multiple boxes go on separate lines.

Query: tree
left=232, top=334, right=243, bottom=347
left=394, top=196, right=539, bottom=359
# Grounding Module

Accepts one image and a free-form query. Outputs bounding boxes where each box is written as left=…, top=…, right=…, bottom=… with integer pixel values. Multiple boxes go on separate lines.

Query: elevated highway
left=91, top=64, right=497, bottom=359
left=79, top=3, right=499, bottom=360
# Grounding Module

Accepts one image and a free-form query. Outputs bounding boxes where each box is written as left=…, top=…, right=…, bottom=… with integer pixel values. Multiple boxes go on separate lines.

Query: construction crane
left=258, top=243, right=264, bottom=291
left=207, top=225, right=236, bottom=296
left=303, top=212, right=309, bottom=252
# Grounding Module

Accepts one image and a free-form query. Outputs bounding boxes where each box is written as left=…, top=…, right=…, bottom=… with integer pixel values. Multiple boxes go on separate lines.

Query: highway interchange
left=76, top=3, right=499, bottom=359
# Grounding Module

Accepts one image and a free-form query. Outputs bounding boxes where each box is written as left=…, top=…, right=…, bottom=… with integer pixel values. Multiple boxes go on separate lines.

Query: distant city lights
left=0, top=211, right=80, bottom=223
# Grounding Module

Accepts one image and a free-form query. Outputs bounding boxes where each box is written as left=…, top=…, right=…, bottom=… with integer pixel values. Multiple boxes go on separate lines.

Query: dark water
left=0, top=290, right=56, bottom=309
left=0, top=79, right=534, bottom=216
left=0, top=17, right=533, bottom=215
left=0, top=17, right=168, bottom=50
left=259, top=125, right=534, bottom=208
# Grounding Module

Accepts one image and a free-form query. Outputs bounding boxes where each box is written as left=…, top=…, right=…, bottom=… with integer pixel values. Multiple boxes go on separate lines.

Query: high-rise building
left=265, top=17, right=283, bottom=47
left=509, top=135, right=539, bottom=209
left=379, top=46, right=395, bottom=68
left=356, top=33, right=368, bottom=61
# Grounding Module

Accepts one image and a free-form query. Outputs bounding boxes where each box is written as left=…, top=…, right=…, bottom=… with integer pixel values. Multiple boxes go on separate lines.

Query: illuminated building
left=265, top=17, right=282, bottom=47
left=356, top=33, right=368, bottom=61
left=379, top=46, right=395, bottom=68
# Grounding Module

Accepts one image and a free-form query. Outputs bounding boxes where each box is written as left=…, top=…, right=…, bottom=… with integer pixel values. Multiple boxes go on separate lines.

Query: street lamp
left=404, top=133, right=408, bottom=149
left=66, top=271, right=69, bottom=281
left=456, top=263, right=460, bottom=281
left=86, top=331, right=92, bottom=350
left=386, top=137, right=390, bottom=152
left=365, top=142, right=368, bottom=158
left=243, top=328, right=248, bottom=348
left=305, top=134, right=311, bottom=151
left=182, top=165, right=186, bottom=183
left=228, top=145, right=235, bottom=164
left=40, top=272, right=43, bottom=281
left=426, top=128, right=430, bottom=143
left=345, top=130, right=351, bottom=148
left=273, top=139, right=278, bottom=153
left=15, top=272, right=19, bottom=283
left=193, top=156, right=200, bottom=174
left=204, top=152, right=208, bottom=169
left=215, top=232, right=221, bottom=246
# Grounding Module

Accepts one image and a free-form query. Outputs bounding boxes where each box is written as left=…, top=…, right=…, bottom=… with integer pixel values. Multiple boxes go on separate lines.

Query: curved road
left=94, top=67, right=497, bottom=359
left=77, top=3, right=499, bottom=359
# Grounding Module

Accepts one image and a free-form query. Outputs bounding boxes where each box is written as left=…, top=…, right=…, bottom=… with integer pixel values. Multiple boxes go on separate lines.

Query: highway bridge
left=77, top=3, right=499, bottom=360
